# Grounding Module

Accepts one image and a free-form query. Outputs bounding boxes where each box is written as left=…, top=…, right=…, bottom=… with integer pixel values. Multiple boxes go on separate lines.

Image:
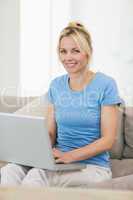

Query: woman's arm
left=54, top=105, right=119, bottom=163
left=46, top=103, right=57, bottom=147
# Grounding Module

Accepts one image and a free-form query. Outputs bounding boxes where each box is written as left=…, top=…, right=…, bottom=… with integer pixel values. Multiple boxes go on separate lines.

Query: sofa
left=0, top=94, right=133, bottom=190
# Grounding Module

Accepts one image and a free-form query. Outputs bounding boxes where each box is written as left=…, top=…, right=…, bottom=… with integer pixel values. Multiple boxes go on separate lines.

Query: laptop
left=0, top=112, right=86, bottom=171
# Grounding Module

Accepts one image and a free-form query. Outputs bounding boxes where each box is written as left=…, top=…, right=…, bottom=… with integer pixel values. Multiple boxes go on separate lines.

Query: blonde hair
left=58, top=21, right=93, bottom=63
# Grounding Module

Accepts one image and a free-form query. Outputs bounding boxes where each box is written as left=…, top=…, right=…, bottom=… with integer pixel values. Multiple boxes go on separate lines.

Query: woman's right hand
left=52, top=148, right=63, bottom=160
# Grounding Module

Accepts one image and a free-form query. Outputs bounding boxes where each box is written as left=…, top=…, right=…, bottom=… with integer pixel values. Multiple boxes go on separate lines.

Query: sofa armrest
left=0, top=161, right=7, bottom=168
left=109, top=106, right=124, bottom=159
left=14, top=94, right=48, bottom=117
left=0, top=96, right=36, bottom=113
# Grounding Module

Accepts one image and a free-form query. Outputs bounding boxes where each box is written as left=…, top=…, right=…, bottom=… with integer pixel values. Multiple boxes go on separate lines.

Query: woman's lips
left=65, top=63, right=77, bottom=68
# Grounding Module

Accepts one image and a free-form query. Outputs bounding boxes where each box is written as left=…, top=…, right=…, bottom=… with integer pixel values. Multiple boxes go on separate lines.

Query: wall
left=0, top=0, right=20, bottom=96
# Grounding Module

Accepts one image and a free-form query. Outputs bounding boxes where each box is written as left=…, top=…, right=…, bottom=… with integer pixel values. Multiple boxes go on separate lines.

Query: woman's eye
left=73, top=49, right=80, bottom=53
left=60, top=50, right=66, bottom=54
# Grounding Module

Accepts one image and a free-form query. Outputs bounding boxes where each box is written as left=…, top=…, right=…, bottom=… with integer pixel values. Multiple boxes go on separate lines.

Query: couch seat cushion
left=91, top=174, right=133, bottom=190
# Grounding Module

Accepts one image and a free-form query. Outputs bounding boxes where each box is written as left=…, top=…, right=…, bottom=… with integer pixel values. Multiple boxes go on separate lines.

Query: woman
left=1, top=22, right=122, bottom=187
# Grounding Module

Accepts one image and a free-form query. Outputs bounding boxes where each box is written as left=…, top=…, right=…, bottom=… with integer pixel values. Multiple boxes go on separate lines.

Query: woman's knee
left=1, top=163, right=28, bottom=175
left=22, top=168, right=47, bottom=186
left=26, top=168, right=42, bottom=177
left=1, top=163, right=19, bottom=173
left=0, top=163, right=29, bottom=186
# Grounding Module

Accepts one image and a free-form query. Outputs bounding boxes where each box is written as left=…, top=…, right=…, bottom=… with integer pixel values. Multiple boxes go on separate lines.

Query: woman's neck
left=68, top=69, right=94, bottom=91
left=69, top=68, right=88, bottom=83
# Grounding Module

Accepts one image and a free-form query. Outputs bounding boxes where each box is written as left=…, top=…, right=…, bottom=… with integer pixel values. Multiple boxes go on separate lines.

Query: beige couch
left=0, top=95, right=133, bottom=190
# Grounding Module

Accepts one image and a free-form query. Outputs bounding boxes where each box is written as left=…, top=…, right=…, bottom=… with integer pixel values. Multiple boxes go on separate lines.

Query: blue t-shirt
left=48, top=72, right=122, bottom=168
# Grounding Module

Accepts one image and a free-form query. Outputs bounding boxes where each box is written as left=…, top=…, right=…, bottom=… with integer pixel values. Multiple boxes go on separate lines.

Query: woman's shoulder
left=50, top=74, right=68, bottom=87
left=96, top=71, right=116, bottom=86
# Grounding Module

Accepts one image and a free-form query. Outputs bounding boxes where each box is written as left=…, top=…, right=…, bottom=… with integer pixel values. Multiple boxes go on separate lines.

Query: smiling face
left=59, top=36, right=88, bottom=75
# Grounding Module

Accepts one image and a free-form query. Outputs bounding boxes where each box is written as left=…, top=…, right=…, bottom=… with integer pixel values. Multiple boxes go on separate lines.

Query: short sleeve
left=47, top=82, right=54, bottom=104
left=100, top=79, right=122, bottom=106
left=47, top=78, right=59, bottom=105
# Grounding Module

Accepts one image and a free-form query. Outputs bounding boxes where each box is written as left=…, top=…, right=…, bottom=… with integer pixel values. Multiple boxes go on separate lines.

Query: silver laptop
left=0, top=112, right=86, bottom=171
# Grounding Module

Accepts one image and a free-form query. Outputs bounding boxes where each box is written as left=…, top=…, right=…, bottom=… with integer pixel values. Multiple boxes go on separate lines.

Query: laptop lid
left=0, top=113, right=86, bottom=171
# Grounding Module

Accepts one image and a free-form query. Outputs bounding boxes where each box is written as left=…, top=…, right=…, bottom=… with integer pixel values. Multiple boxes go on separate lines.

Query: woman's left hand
left=52, top=148, right=75, bottom=164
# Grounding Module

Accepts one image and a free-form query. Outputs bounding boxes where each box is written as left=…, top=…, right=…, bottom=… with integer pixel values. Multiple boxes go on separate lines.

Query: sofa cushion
left=111, top=159, right=133, bottom=178
left=123, top=107, right=133, bottom=158
left=14, top=94, right=48, bottom=117
left=109, top=106, right=124, bottom=159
